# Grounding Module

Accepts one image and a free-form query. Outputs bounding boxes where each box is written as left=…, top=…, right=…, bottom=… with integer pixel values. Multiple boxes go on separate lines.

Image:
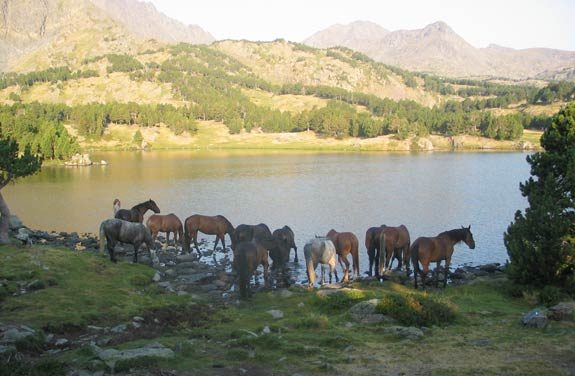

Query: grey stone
left=267, top=309, right=284, bottom=319
left=110, top=324, right=127, bottom=334
left=26, top=279, right=46, bottom=291
left=9, top=215, right=24, bottom=230
left=521, top=309, right=548, bottom=328
left=548, top=301, right=575, bottom=321
left=262, top=326, right=271, bottom=334
left=348, top=299, right=391, bottom=324
left=1, top=326, right=36, bottom=343
left=92, top=342, right=174, bottom=368
left=274, top=289, right=294, bottom=298
left=0, top=344, right=15, bottom=354
left=164, top=269, right=177, bottom=278
left=133, top=316, right=145, bottom=322
left=152, top=271, right=162, bottom=282
left=55, top=338, right=69, bottom=347
left=384, top=326, right=424, bottom=340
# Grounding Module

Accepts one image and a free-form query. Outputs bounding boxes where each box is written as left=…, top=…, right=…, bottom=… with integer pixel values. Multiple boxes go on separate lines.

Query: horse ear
left=468, top=225, right=471, bottom=230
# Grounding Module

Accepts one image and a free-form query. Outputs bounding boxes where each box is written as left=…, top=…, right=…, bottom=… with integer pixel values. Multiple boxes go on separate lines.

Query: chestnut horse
left=115, top=199, right=160, bottom=223
left=411, top=226, right=475, bottom=289
left=146, top=213, right=183, bottom=245
left=377, top=224, right=411, bottom=276
left=182, top=214, right=235, bottom=256
left=326, top=229, right=360, bottom=282
left=235, top=238, right=272, bottom=298
left=365, top=226, right=385, bottom=276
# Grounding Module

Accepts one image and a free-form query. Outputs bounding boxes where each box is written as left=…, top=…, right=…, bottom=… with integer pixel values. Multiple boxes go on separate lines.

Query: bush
left=376, top=293, right=457, bottom=327
left=293, top=313, right=330, bottom=329
left=310, top=289, right=366, bottom=312
left=538, top=285, right=564, bottom=306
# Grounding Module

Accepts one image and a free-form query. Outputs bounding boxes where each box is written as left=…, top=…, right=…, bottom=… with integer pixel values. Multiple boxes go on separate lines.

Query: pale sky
left=147, top=0, right=575, bottom=51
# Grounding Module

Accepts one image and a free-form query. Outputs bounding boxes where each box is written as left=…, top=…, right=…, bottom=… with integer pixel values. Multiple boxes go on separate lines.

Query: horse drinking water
left=114, top=199, right=160, bottom=223
left=377, top=224, right=411, bottom=276
left=411, top=226, right=475, bottom=289
left=99, top=218, right=155, bottom=263
left=326, top=229, right=360, bottom=282
left=304, top=237, right=339, bottom=287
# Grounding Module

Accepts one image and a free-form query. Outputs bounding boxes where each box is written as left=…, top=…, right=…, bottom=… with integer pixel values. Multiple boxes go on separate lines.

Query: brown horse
left=365, top=226, right=385, bottom=276
left=233, top=224, right=290, bottom=270
left=411, top=226, right=475, bottom=289
left=182, top=214, right=235, bottom=256
left=234, top=238, right=271, bottom=298
left=326, top=229, right=360, bottom=282
left=115, top=199, right=160, bottom=223
left=378, top=224, right=411, bottom=276
left=146, top=213, right=183, bottom=246
left=273, top=225, right=298, bottom=263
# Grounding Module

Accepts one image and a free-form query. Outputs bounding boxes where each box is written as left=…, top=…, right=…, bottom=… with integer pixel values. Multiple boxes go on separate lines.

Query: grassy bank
left=75, top=121, right=542, bottom=153
left=1, top=244, right=573, bottom=375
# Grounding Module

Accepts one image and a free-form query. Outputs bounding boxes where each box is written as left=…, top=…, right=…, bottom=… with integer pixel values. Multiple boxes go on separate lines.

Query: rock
left=65, top=153, right=92, bottom=166
left=92, top=342, right=174, bottom=368
left=100, top=160, right=108, bottom=165
left=0, top=344, right=16, bottom=354
left=522, top=309, right=548, bottom=328
left=9, top=215, right=24, bottom=230
left=274, top=289, right=294, bottom=298
left=267, top=310, right=284, bottom=319
left=26, top=279, right=46, bottom=291
left=133, top=316, right=145, bottom=322
left=384, top=326, right=424, bottom=340
left=262, top=326, right=271, bottom=334
left=416, top=137, right=434, bottom=151
left=548, top=301, right=575, bottom=321
left=16, top=227, right=32, bottom=244
left=74, top=243, right=87, bottom=251
left=479, top=263, right=500, bottom=273
left=110, top=324, right=127, bottom=334
left=348, top=299, right=390, bottom=324
left=55, top=338, right=69, bottom=347
left=1, top=325, right=36, bottom=343
left=152, top=271, right=162, bottom=282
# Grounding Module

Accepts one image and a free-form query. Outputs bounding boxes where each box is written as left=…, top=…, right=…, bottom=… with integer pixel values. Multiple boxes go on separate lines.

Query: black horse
left=99, top=218, right=155, bottom=263
left=115, top=199, right=160, bottom=223
left=273, top=225, right=298, bottom=263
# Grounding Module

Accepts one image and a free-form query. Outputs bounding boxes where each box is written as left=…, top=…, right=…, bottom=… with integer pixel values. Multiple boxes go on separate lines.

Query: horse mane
left=437, top=228, right=468, bottom=242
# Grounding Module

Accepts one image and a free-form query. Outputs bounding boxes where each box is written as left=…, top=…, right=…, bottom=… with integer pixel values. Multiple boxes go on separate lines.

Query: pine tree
left=0, top=137, right=42, bottom=244
left=504, top=103, right=575, bottom=288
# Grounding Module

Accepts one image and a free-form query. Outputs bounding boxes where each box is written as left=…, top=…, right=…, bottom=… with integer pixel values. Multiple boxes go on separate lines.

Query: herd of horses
left=100, top=199, right=476, bottom=297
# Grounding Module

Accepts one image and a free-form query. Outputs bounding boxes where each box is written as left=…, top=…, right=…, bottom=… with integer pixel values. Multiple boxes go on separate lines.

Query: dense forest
left=1, top=43, right=574, bottom=159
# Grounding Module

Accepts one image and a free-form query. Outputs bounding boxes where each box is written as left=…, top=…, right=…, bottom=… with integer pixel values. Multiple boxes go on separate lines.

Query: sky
left=147, top=0, right=575, bottom=51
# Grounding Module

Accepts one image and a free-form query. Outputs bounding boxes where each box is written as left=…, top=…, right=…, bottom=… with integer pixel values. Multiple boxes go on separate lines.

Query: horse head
left=462, top=225, right=475, bottom=249
left=147, top=199, right=161, bottom=214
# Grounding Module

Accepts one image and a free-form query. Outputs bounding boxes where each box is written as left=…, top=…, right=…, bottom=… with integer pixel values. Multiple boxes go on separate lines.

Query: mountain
left=304, top=21, right=575, bottom=79
left=90, top=0, right=214, bottom=45
left=0, top=0, right=213, bottom=72
left=304, top=20, right=389, bottom=52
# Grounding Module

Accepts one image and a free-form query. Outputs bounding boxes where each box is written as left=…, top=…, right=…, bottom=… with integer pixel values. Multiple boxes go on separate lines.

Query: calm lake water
left=5, top=150, right=531, bottom=271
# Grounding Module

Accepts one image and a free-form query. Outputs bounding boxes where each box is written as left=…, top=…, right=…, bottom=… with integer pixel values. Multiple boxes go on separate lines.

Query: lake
left=4, top=150, right=531, bottom=271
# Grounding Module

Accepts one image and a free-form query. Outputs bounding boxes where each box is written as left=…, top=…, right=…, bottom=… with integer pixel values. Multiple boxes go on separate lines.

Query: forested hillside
left=0, top=41, right=573, bottom=158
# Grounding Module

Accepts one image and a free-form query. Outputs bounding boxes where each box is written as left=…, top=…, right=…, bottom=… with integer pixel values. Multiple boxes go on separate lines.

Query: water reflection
left=5, top=150, right=530, bottom=271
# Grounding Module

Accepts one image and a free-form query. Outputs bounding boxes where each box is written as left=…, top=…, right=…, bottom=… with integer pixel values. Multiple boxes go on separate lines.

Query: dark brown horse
left=233, top=224, right=289, bottom=270
left=273, top=225, right=298, bottom=263
left=411, top=226, right=475, bottom=289
left=146, top=213, right=183, bottom=245
left=365, top=226, right=385, bottom=276
left=182, top=214, right=235, bottom=256
left=378, top=224, right=411, bottom=276
left=326, top=229, right=360, bottom=282
left=115, top=199, right=160, bottom=223
left=234, top=238, right=271, bottom=298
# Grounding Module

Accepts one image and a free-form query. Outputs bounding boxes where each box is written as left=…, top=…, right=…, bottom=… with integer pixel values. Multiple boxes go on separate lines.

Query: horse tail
left=352, top=236, right=360, bottom=277
left=99, top=221, right=106, bottom=254
left=238, top=246, right=249, bottom=299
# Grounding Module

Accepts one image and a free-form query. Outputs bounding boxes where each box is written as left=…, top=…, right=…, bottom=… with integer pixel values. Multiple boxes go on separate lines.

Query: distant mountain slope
left=0, top=0, right=213, bottom=72
left=89, top=0, right=214, bottom=44
left=304, top=21, right=575, bottom=79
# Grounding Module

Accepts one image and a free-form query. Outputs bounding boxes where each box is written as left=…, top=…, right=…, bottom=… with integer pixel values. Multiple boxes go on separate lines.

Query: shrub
left=310, top=289, right=366, bottom=312
left=538, top=285, right=564, bottom=306
left=376, top=293, right=457, bottom=327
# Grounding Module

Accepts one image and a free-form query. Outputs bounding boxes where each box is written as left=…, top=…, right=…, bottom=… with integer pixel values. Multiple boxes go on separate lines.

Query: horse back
left=411, top=236, right=448, bottom=262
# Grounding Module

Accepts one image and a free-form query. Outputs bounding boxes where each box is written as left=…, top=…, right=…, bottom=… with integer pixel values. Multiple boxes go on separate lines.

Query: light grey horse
left=304, top=237, right=339, bottom=287
left=99, top=218, right=155, bottom=263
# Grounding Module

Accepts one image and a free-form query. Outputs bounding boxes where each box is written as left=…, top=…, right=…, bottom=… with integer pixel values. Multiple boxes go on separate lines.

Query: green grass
left=0, top=245, right=189, bottom=330
left=1, top=245, right=573, bottom=375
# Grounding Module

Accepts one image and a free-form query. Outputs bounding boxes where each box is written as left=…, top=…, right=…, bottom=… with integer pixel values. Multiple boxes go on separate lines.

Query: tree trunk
left=0, top=190, right=11, bottom=245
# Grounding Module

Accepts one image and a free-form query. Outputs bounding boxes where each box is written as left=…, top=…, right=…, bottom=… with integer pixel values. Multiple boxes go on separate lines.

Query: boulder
left=92, top=342, right=174, bottom=368
left=548, top=301, right=575, bottom=321
left=384, top=326, right=424, bottom=340
left=9, top=215, right=24, bottom=230
left=267, top=310, right=284, bottom=319
left=521, top=309, right=548, bottom=328
left=1, top=325, right=37, bottom=343
left=348, top=299, right=390, bottom=324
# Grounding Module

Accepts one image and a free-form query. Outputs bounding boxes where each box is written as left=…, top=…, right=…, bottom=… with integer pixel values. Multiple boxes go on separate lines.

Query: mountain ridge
left=304, top=20, right=575, bottom=79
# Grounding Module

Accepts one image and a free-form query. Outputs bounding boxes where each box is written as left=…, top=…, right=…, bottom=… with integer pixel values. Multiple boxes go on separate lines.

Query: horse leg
left=342, top=255, right=350, bottom=283
left=213, top=235, right=220, bottom=252
left=107, top=238, right=117, bottom=263
left=421, top=263, right=430, bottom=289
left=434, top=261, right=441, bottom=287
left=444, top=259, right=451, bottom=288
left=133, top=242, right=141, bottom=263
left=192, top=231, right=201, bottom=257
left=321, top=264, right=326, bottom=285
left=293, top=246, right=298, bottom=263
left=367, top=247, right=374, bottom=276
